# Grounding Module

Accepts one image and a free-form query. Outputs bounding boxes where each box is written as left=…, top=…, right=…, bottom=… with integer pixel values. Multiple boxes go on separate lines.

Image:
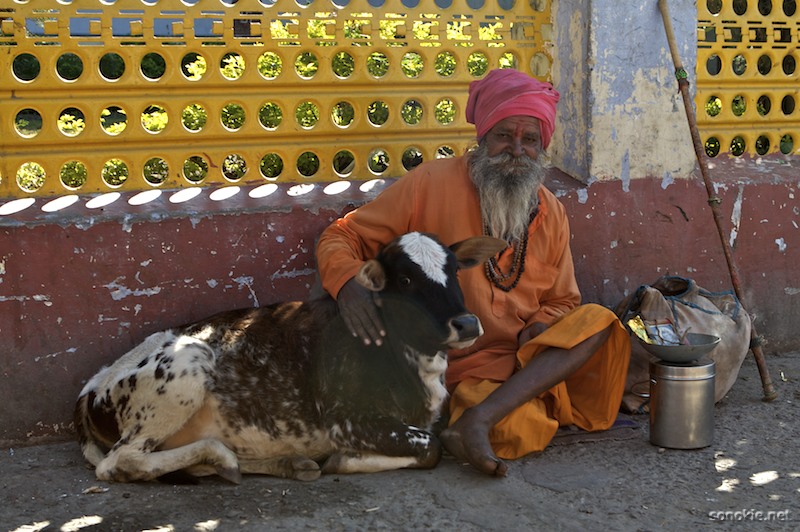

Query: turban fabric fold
left=466, top=69, right=560, bottom=150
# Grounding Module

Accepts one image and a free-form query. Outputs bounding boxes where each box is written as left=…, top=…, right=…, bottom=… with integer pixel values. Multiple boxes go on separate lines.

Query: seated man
left=315, top=68, right=631, bottom=476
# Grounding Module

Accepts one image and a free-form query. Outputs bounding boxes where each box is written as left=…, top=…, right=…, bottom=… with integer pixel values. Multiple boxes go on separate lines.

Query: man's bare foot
left=440, top=410, right=508, bottom=477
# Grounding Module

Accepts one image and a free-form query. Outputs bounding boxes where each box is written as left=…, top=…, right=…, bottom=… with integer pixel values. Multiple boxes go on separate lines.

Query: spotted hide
left=75, top=233, right=505, bottom=483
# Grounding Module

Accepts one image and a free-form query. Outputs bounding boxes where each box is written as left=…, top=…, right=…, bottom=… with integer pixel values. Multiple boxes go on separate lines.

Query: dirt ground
left=2, top=351, right=799, bottom=532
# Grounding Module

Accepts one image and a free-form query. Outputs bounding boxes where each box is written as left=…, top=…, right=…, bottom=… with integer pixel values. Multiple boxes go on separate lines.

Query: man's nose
left=510, top=137, right=524, bottom=157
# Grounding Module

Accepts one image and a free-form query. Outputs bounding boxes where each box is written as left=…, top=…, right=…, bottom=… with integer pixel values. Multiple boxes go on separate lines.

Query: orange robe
left=316, top=155, right=630, bottom=457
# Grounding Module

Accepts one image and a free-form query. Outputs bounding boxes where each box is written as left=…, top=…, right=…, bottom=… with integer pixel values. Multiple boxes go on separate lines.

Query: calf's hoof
left=291, top=456, right=321, bottom=481
left=218, top=465, right=243, bottom=485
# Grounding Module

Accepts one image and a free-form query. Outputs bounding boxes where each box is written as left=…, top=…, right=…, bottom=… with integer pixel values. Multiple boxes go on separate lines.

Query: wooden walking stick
left=658, top=0, right=777, bottom=401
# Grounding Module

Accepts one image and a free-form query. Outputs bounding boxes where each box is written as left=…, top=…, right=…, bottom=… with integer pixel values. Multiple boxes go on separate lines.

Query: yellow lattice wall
left=0, top=0, right=552, bottom=200
left=697, top=0, right=799, bottom=158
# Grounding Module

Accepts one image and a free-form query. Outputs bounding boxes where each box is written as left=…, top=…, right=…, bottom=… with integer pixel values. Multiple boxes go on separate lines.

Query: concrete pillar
left=551, top=0, right=698, bottom=185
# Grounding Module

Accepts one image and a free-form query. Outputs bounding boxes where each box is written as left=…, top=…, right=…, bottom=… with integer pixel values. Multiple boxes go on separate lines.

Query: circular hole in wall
left=221, top=103, right=246, bottom=130
left=755, top=135, right=771, bottom=155
left=732, top=54, right=747, bottom=75
left=705, top=96, right=722, bottom=117
left=220, top=52, right=245, bottom=80
left=780, top=134, right=793, bottom=154
left=141, top=52, right=166, bottom=80
left=368, top=149, right=389, bottom=174
left=367, top=101, right=389, bottom=126
left=706, top=54, right=722, bottom=75
left=332, top=51, right=355, bottom=78
left=781, top=95, right=795, bottom=115
left=401, top=100, right=423, bottom=125
left=181, top=52, right=207, bottom=80
left=468, top=52, right=489, bottom=77
left=56, top=53, right=83, bottom=81
left=296, top=101, right=320, bottom=128
left=732, top=95, right=747, bottom=116
left=730, top=136, right=746, bottom=156
left=144, top=157, right=169, bottom=184
left=295, top=51, right=319, bottom=79
left=435, top=98, right=456, bottom=125
left=757, top=95, right=772, bottom=115
left=102, top=159, right=129, bottom=187
left=141, top=105, right=167, bottom=133
left=101, top=106, right=127, bottom=135
left=705, top=137, right=721, bottom=157
left=182, top=104, right=207, bottom=132
left=58, top=107, right=86, bottom=137
left=17, top=162, right=46, bottom=192
left=333, top=150, right=355, bottom=177
left=332, top=101, right=355, bottom=127
left=258, top=51, right=282, bottom=79
left=183, top=155, right=209, bottom=182
left=402, top=147, right=423, bottom=170
left=707, top=0, right=723, bottom=14
left=435, top=51, right=456, bottom=77
left=15, top=108, right=42, bottom=137
left=13, top=53, right=40, bottom=81
left=757, top=54, right=772, bottom=75
left=401, top=52, right=423, bottom=78
left=259, top=102, right=282, bottom=129
left=99, top=53, right=125, bottom=80
left=223, top=154, right=247, bottom=180
left=60, top=160, right=88, bottom=189
left=260, top=153, right=283, bottom=179
left=367, top=52, right=389, bottom=78
left=297, top=151, right=320, bottom=177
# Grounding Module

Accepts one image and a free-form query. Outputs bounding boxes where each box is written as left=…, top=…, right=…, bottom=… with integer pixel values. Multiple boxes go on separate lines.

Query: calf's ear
left=356, top=259, right=387, bottom=292
left=450, top=236, right=508, bottom=269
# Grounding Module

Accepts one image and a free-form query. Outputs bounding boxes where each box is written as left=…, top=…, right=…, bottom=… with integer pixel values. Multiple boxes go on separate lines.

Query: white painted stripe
left=399, top=233, right=448, bottom=286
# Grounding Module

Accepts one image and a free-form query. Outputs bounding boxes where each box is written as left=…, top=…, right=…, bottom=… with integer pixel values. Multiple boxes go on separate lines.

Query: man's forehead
left=491, top=115, right=542, bottom=134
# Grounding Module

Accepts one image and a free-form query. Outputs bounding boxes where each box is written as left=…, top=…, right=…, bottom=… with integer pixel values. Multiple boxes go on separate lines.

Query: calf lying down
left=75, top=233, right=505, bottom=482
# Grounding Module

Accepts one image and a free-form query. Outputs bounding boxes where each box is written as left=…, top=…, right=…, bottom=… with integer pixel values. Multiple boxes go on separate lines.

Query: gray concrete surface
left=2, top=352, right=799, bottom=531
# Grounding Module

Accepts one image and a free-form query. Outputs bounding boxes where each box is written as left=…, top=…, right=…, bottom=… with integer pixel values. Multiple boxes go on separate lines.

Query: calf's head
left=356, top=233, right=506, bottom=351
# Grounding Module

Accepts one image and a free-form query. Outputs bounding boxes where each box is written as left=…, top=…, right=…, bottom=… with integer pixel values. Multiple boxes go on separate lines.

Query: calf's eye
left=399, top=276, right=411, bottom=287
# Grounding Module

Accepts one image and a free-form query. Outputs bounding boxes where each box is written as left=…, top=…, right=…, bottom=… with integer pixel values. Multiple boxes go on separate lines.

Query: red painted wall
left=1, top=167, right=796, bottom=446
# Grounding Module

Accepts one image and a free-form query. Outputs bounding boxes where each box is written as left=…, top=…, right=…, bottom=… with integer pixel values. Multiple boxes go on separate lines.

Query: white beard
left=468, top=143, right=546, bottom=242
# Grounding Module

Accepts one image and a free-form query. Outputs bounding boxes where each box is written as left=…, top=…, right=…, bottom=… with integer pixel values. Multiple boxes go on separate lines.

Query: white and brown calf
left=75, top=232, right=505, bottom=483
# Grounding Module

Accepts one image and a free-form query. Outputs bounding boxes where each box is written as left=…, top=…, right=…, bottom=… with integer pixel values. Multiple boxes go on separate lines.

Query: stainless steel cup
left=649, top=358, right=715, bottom=449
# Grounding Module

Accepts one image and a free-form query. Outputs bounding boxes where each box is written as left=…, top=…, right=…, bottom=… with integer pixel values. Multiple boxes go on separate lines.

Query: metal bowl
left=637, top=332, right=721, bottom=364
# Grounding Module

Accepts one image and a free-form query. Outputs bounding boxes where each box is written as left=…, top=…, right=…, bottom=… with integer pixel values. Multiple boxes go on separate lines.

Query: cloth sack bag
left=615, top=276, right=751, bottom=413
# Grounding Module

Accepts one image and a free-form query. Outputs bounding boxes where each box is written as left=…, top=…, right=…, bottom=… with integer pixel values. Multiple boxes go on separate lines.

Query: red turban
left=466, top=69, right=560, bottom=150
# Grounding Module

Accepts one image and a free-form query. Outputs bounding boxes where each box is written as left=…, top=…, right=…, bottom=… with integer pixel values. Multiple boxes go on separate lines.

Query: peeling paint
left=661, top=171, right=674, bottom=189
left=785, top=287, right=800, bottom=296
left=271, top=268, right=315, bottom=281
left=233, top=276, right=258, bottom=306
left=729, top=186, right=744, bottom=249
left=276, top=235, right=286, bottom=243
left=0, top=294, right=51, bottom=305
left=576, top=189, right=589, bottom=204
left=775, top=238, right=787, bottom=253
left=207, top=279, right=218, bottom=288
left=620, top=151, right=630, bottom=192
left=104, top=277, right=162, bottom=301
left=33, top=347, right=77, bottom=363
